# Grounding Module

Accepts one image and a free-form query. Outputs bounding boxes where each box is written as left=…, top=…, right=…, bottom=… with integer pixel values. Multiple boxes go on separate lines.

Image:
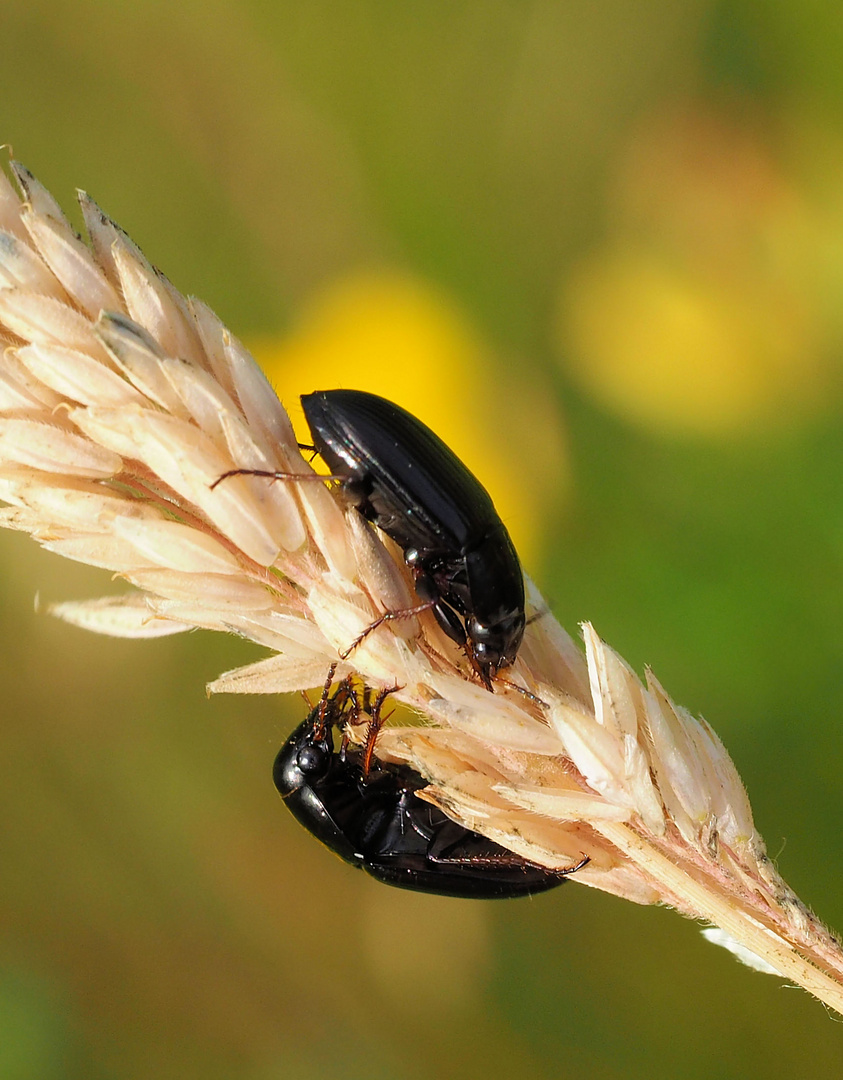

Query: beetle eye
left=296, top=743, right=329, bottom=776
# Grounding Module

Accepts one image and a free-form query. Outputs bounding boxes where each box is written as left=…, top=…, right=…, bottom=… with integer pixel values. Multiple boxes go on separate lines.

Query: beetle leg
left=337, top=600, right=437, bottom=660
left=460, top=639, right=493, bottom=691
left=412, top=569, right=468, bottom=648
left=312, top=662, right=339, bottom=735
left=418, top=566, right=507, bottom=693
left=430, top=601, right=469, bottom=647
left=335, top=678, right=365, bottom=760
left=361, top=682, right=402, bottom=778
left=426, top=844, right=590, bottom=879
left=209, top=467, right=349, bottom=491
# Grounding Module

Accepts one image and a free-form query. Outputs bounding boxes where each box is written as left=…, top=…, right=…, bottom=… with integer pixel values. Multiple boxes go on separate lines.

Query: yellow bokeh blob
left=560, top=249, right=822, bottom=437
left=252, top=271, right=568, bottom=564
left=555, top=103, right=836, bottom=439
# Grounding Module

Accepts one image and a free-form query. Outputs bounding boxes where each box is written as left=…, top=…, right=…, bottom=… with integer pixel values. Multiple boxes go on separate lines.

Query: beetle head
left=273, top=714, right=334, bottom=798
left=467, top=608, right=526, bottom=676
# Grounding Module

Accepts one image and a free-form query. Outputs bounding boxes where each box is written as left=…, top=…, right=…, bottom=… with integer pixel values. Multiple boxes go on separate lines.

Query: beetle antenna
left=494, top=677, right=548, bottom=709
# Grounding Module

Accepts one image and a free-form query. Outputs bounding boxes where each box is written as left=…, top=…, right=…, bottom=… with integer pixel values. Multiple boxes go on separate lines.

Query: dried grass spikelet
left=1, top=159, right=842, bottom=1011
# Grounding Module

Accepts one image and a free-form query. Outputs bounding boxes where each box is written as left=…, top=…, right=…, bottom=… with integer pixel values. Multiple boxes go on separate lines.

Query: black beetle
left=213, top=390, right=526, bottom=685
left=275, top=675, right=586, bottom=898
left=300, top=391, right=525, bottom=686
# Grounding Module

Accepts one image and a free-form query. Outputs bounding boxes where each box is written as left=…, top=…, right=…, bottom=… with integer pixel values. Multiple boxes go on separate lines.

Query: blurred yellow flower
left=555, top=104, right=834, bottom=438
left=252, top=271, right=568, bottom=563
left=562, top=248, right=819, bottom=437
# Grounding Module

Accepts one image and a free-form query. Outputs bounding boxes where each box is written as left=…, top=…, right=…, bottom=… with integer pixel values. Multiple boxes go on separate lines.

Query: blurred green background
left=2, top=1, right=843, bottom=1077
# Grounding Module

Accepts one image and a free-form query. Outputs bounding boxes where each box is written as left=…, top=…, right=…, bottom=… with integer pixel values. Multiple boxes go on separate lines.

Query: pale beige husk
left=1, top=159, right=842, bottom=1012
